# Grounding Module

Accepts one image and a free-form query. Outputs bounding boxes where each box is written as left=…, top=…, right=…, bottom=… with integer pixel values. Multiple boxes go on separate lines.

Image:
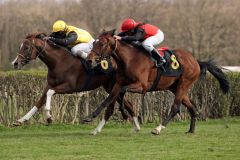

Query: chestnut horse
left=12, top=33, right=141, bottom=135
left=85, top=30, right=230, bottom=135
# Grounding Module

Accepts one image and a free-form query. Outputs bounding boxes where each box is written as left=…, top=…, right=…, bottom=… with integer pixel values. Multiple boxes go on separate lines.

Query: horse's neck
left=39, top=46, right=73, bottom=70
left=115, top=42, right=143, bottom=65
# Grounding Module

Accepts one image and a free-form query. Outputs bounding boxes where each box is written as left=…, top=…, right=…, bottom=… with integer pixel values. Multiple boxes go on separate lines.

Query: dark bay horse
left=85, top=30, right=230, bottom=135
left=12, top=33, right=141, bottom=135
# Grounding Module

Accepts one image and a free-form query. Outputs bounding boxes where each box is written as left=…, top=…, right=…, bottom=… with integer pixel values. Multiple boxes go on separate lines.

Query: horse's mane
left=25, top=32, right=72, bottom=55
left=26, top=32, right=47, bottom=39
left=99, top=29, right=138, bottom=47
left=45, top=39, right=72, bottom=55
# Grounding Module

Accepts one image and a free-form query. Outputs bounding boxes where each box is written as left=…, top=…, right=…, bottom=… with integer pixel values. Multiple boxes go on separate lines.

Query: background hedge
left=0, top=70, right=239, bottom=126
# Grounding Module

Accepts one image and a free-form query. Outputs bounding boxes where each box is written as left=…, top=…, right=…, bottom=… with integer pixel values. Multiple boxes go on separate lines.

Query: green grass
left=0, top=118, right=239, bottom=160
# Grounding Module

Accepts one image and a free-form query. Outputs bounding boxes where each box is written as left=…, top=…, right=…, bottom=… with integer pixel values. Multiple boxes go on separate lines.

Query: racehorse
left=85, top=29, right=230, bottom=135
left=11, top=32, right=141, bottom=135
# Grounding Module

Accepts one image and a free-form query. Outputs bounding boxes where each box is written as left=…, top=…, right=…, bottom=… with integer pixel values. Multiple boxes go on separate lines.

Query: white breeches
left=71, top=39, right=95, bottom=59
left=142, top=30, right=164, bottom=52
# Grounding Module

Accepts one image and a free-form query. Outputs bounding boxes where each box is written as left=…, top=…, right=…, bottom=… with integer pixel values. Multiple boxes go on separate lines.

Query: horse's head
left=87, top=29, right=117, bottom=67
left=12, top=33, right=47, bottom=69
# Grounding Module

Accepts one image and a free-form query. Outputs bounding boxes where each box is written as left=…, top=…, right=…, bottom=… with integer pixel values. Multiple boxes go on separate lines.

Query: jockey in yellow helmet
left=48, top=20, right=94, bottom=59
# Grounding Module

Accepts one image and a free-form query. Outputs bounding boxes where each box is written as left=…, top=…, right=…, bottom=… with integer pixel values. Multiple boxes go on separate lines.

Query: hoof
left=46, top=118, right=53, bottom=125
left=122, top=112, right=129, bottom=120
left=90, top=130, right=98, bottom=135
left=132, top=128, right=140, bottom=133
left=185, top=130, right=194, bottom=134
left=151, top=129, right=160, bottom=135
left=120, top=109, right=129, bottom=120
left=12, top=120, right=23, bottom=127
left=82, top=117, right=93, bottom=123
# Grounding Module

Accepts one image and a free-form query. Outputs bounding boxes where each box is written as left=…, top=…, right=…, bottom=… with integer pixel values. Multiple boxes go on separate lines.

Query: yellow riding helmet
left=52, top=20, right=67, bottom=32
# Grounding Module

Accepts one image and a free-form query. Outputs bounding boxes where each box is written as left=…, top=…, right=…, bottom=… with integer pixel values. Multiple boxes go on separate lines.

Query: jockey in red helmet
left=114, top=18, right=166, bottom=67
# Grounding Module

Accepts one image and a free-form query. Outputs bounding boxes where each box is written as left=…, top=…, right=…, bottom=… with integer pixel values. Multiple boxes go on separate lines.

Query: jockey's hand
left=43, top=37, right=51, bottom=41
left=113, top=35, right=122, bottom=40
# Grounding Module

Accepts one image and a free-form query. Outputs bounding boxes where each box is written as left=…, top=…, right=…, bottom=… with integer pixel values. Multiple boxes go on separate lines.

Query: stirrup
left=155, top=62, right=166, bottom=72
left=155, top=62, right=162, bottom=68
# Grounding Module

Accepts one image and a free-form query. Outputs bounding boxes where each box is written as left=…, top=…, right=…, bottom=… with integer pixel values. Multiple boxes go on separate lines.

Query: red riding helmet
left=121, top=18, right=138, bottom=32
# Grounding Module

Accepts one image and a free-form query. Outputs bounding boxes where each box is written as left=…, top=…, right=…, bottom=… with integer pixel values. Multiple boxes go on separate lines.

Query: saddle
left=131, top=41, right=183, bottom=77
left=129, top=43, right=183, bottom=91
left=156, top=47, right=183, bottom=77
left=79, top=57, right=114, bottom=75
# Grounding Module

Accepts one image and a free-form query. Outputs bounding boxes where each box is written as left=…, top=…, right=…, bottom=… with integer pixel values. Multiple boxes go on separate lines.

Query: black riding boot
left=151, top=49, right=166, bottom=67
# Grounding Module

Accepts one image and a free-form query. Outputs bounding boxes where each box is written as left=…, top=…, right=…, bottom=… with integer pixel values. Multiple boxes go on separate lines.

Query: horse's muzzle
left=87, top=59, right=97, bottom=68
left=13, top=61, right=22, bottom=70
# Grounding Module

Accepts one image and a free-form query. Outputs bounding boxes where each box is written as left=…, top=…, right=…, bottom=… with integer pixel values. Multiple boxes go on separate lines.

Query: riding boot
left=151, top=49, right=166, bottom=67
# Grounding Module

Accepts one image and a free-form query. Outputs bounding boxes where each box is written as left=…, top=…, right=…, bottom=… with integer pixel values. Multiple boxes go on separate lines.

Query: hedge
left=0, top=70, right=239, bottom=126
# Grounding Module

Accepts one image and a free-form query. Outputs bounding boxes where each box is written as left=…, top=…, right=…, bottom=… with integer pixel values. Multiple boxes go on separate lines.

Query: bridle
left=17, top=38, right=46, bottom=65
left=91, top=37, right=118, bottom=62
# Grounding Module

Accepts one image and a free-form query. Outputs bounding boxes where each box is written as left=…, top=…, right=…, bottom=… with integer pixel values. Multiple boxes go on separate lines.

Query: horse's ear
left=110, top=29, right=116, bottom=36
left=100, top=29, right=115, bottom=36
left=100, top=29, right=107, bottom=36
left=102, top=29, right=106, bottom=33
left=37, top=33, right=47, bottom=39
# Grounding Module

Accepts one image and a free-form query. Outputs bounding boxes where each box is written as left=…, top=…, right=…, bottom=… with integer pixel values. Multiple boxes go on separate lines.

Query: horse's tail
left=198, top=60, right=230, bottom=94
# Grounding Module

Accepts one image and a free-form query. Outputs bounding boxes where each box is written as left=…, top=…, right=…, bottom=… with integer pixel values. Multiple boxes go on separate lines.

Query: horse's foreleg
left=83, top=83, right=121, bottom=122
left=13, top=87, right=49, bottom=126
left=91, top=101, right=116, bottom=135
left=118, top=92, right=129, bottom=120
left=117, top=97, right=135, bottom=119
left=92, top=83, right=121, bottom=118
left=182, top=96, right=197, bottom=133
left=117, top=95, right=140, bottom=132
left=44, top=89, right=55, bottom=124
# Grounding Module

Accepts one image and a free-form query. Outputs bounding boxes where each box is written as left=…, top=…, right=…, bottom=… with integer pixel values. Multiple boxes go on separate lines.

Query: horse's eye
left=99, top=42, right=104, bottom=47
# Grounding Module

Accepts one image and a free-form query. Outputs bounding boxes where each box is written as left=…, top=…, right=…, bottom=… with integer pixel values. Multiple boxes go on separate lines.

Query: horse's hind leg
left=117, top=92, right=129, bottom=120
left=13, top=86, right=49, bottom=126
left=151, top=100, right=181, bottom=135
left=182, top=95, right=197, bottom=133
left=151, top=81, right=189, bottom=135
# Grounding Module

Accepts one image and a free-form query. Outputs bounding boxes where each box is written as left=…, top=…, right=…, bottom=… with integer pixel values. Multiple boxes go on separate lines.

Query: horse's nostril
left=87, top=60, right=92, bottom=64
left=13, top=63, right=18, bottom=69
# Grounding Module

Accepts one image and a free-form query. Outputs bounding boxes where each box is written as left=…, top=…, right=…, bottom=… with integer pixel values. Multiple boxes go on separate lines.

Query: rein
left=112, top=39, right=120, bottom=60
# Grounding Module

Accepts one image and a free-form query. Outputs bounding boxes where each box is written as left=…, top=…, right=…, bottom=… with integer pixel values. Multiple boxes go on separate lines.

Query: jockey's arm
left=49, top=32, right=77, bottom=46
left=117, top=32, right=127, bottom=37
left=49, top=32, right=65, bottom=39
left=121, top=28, right=145, bottom=42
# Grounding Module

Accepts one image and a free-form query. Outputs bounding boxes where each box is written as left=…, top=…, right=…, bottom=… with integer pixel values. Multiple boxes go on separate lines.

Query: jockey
left=114, top=18, right=166, bottom=67
left=47, top=20, right=94, bottom=59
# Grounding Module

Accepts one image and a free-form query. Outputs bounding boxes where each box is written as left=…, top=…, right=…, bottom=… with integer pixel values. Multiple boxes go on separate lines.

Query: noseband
left=17, top=38, right=46, bottom=65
